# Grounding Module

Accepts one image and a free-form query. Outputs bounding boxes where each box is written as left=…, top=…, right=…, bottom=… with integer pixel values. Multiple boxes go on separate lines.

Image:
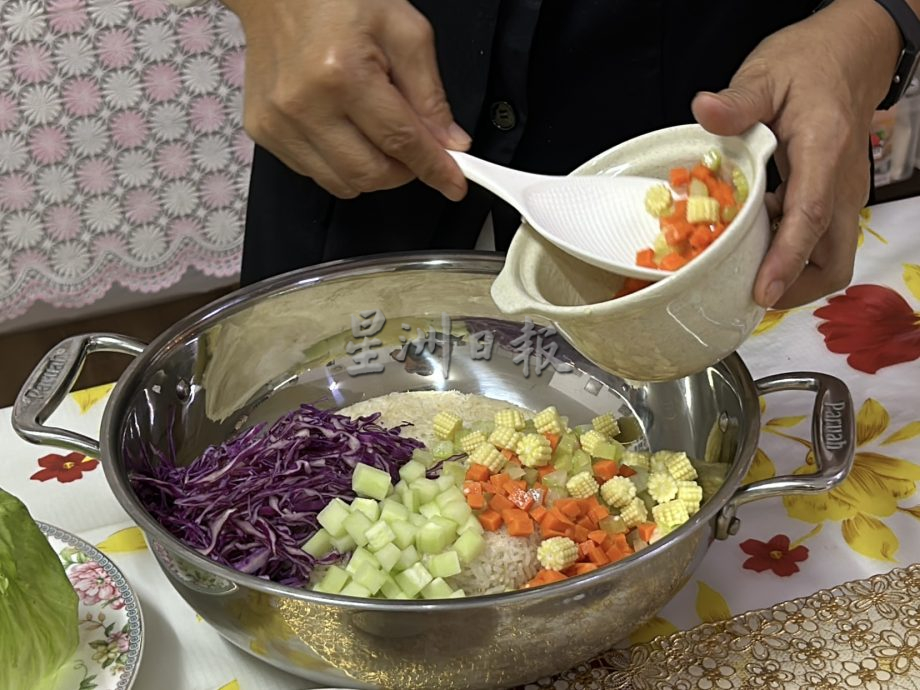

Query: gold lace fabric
left=516, top=564, right=920, bottom=689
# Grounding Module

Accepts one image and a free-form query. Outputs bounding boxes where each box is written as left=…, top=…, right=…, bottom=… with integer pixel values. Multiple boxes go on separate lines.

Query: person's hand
left=223, top=0, right=470, bottom=200
left=691, top=0, right=903, bottom=309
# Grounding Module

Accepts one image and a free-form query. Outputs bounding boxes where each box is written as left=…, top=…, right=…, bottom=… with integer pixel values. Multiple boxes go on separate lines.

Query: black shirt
left=240, top=1, right=816, bottom=285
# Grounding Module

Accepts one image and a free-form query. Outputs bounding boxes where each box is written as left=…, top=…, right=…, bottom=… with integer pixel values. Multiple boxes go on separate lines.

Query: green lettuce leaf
left=0, top=488, right=79, bottom=690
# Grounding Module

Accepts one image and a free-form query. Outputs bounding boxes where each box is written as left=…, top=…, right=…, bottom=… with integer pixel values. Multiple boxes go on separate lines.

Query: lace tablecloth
left=1, top=195, right=919, bottom=689
left=0, top=0, right=250, bottom=322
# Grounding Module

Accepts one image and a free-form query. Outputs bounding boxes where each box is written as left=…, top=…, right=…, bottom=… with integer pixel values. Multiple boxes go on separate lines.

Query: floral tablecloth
left=1, top=196, right=919, bottom=689
left=0, top=0, right=250, bottom=322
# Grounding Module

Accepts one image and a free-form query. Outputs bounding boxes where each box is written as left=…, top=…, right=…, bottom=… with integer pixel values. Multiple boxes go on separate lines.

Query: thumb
left=691, top=76, right=776, bottom=136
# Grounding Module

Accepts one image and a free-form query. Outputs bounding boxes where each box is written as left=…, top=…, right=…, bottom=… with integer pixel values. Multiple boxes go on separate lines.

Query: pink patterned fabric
left=0, top=0, right=252, bottom=321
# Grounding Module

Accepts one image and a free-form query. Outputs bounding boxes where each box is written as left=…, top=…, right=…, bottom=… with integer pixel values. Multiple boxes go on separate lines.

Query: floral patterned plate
left=38, top=522, right=144, bottom=690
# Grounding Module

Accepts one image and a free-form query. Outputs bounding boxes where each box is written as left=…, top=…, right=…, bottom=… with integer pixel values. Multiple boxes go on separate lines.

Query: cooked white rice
left=340, top=390, right=529, bottom=448
left=449, top=527, right=541, bottom=595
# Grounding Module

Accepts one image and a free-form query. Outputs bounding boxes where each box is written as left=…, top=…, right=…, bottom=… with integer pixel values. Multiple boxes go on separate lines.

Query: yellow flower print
left=776, top=398, right=920, bottom=562
left=856, top=207, right=888, bottom=248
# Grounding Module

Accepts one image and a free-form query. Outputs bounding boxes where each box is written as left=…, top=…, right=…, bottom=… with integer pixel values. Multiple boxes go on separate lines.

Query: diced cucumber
left=556, top=433, right=579, bottom=457
left=395, top=545, right=419, bottom=572
left=401, top=489, right=420, bottom=512
left=345, top=547, right=378, bottom=575
left=399, top=460, right=427, bottom=483
left=409, top=512, right=426, bottom=527
left=505, top=464, right=525, bottom=480
left=457, top=514, right=484, bottom=535
left=313, top=565, right=350, bottom=594
left=391, top=520, right=418, bottom=550
left=412, top=447, right=436, bottom=468
left=452, top=530, right=485, bottom=565
left=599, top=515, right=628, bottom=534
left=523, top=468, right=538, bottom=485
left=469, top=420, right=495, bottom=436
left=431, top=515, right=458, bottom=534
left=340, top=581, right=372, bottom=598
left=440, top=461, right=468, bottom=485
left=394, top=479, right=410, bottom=496
left=380, top=574, right=403, bottom=599
left=419, top=502, right=441, bottom=519
left=301, top=528, right=334, bottom=558
left=629, top=467, right=649, bottom=494
left=574, top=424, right=593, bottom=437
left=395, top=562, right=433, bottom=597
left=410, top=478, right=439, bottom=504
left=440, top=500, right=472, bottom=526
left=551, top=452, right=572, bottom=473
left=543, top=469, right=568, bottom=488
left=638, top=490, right=656, bottom=512
left=350, top=497, right=380, bottom=521
left=380, top=498, right=410, bottom=523
left=689, top=177, right=709, bottom=197
left=431, top=440, right=456, bottom=460
left=572, top=449, right=593, bottom=474
left=365, top=520, right=397, bottom=551
left=374, top=542, right=401, bottom=572
left=435, top=474, right=455, bottom=492
left=316, top=498, right=351, bottom=538
left=448, top=589, right=467, bottom=598
left=353, top=463, right=393, bottom=501
left=416, top=519, right=455, bottom=555
left=352, top=562, right=387, bottom=594
left=435, top=486, right=465, bottom=508
left=421, top=577, right=454, bottom=600
left=427, top=550, right=462, bottom=578
left=593, top=440, right=624, bottom=461
left=331, top=533, right=357, bottom=553
left=343, top=510, right=373, bottom=546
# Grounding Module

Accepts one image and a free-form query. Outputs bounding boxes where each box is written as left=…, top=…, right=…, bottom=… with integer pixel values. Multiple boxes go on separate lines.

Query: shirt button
left=491, top=101, right=517, bottom=131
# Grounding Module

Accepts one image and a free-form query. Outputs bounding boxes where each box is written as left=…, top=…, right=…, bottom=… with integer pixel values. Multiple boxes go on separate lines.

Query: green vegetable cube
left=353, top=463, right=393, bottom=501
left=431, top=440, right=456, bottom=460
left=316, top=498, right=351, bottom=538
left=394, top=480, right=409, bottom=496
left=457, top=514, right=484, bottom=535
left=572, top=449, right=593, bottom=474
left=390, top=520, right=418, bottom=550
left=339, top=582, right=372, bottom=598
left=448, top=589, right=467, bottom=598
left=395, top=563, right=433, bottom=597
left=410, top=478, right=439, bottom=504
left=350, top=497, right=380, bottom=521
left=435, top=486, right=466, bottom=508
left=401, top=489, right=420, bottom=512
left=427, top=550, right=462, bottom=578
left=313, top=565, right=349, bottom=594
left=421, top=577, right=455, bottom=600
left=330, top=533, right=356, bottom=553
left=395, top=545, right=419, bottom=572
left=408, top=513, right=426, bottom=527
left=380, top=575, right=403, bottom=599
left=593, top=440, right=624, bottom=461
left=345, top=547, right=378, bottom=575
left=440, top=500, right=472, bottom=526
left=453, top=530, right=484, bottom=564
left=441, top=461, right=468, bottom=485
left=365, top=520, right=397, bottom=552
left=398, top=460, right=427, bottom=483
left=352, top=563, right=387, bottom=595
left=374, top=542, right=401, bottom=572
left=343, top=510, right=373, bottom=547
left=380, top=499, right=409, bottom=524
left=416, top=519, right=455, bottom=554
left=301, top=528, right=334, bottom=558
left=435, top=474, right=455, bottom=492
left=431, top=515, right=458, bottom=535
left=418, top=502, right=441, bottom=519
left=412, top=448, right=436, bottom=468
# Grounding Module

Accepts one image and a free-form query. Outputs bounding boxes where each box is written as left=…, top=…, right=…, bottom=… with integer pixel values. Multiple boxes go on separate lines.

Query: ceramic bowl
left=491, top=123, right=777, bottom=381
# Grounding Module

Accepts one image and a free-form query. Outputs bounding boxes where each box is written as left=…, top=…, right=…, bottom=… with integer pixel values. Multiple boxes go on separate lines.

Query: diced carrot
left=489, top=493, right=514, bottom=512
left=505, top=455, right=521, bottom=466
left=512, top=479, right=528, bottom=492
left=465, top=465, right=491, bottom=482
left=525, top=569, right=567, bottom=588
left=669, top=167, right=691, bottom=189
left=530, top=504, right=548, bottom=523
left=536, top=465, right=555, bottom=480
left=541, top=527, right=569, bottom=539
left=556, top=499, right=582, bottom=519
left=588, top=504, right=610, bottom=523
left=572, top=525, right=590, bottom=542
left=542, top=511, right=573, bottom=533
left=477, top=510, right=502, bottom=532
left=578, top=541, right=594, bottom=558
left=501, top=508, right=530, bottom=524
left=586, top=543, right=609, bottom=566
left=506, top=517, right=534, bottom=537
left=529, top=486, right=546, bottom=506
left=662, top=219, right=694, bottom=247
left=690, top=164, right=714, bottom=182
left=490, top=472, right=511, bottom=491
left=466, top=493, right=485, bottom=510
left=588, top=530, right=607, bottom=545
left=689, top=226, right=713, bottom=251
left=615, top=277, right=653, bottom=298
left=508, top=488, right=535, bottom=511
left=606, top=546, right=628, bottom=563
left=479, top=481, right=497, bottom=496
left=635, top=248, right=656, bottom=269
left=637, top=522, right=657, bottom=543
left=608, top=532, right=631, bottom=554
left=592, top=460, right=619, bottom=483
left=462, top=481, right=483, bottom=495
left=500, top=449, right=517, bottom=461
left=659, top=253, right=689, bottom=271
left=665, top=198, right=688, bottom=221
left=544, top=433, right=561, bottom=451
left=576, top=516, right=595, bottom=531
left=568, top=562, right=600, bottom=576
left=712, top=222, right=727, bottom=239
left=618, top=465, right=637, bottom=478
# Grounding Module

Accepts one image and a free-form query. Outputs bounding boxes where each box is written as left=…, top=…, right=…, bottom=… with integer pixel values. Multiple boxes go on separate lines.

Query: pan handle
left=12, top=333, right=146, bottom=458
left=714, top=372, right=855, bottom=540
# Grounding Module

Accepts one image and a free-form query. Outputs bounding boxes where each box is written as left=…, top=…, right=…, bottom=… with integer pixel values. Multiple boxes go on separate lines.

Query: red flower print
left=814, top=284, right=920, bottom=374
left=31, top=452, right=99, bottom=483
left=741, top=535, right=809, bottom=577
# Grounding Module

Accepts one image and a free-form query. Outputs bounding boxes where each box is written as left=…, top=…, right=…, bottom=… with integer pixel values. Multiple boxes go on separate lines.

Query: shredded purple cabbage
left=130, top=404, right=423, bottom=587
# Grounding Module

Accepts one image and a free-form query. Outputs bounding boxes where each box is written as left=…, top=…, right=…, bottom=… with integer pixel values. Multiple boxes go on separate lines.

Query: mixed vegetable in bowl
left=133, top=393, right=728, bottom=600
left=615, top=147, right=750, bottom=298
